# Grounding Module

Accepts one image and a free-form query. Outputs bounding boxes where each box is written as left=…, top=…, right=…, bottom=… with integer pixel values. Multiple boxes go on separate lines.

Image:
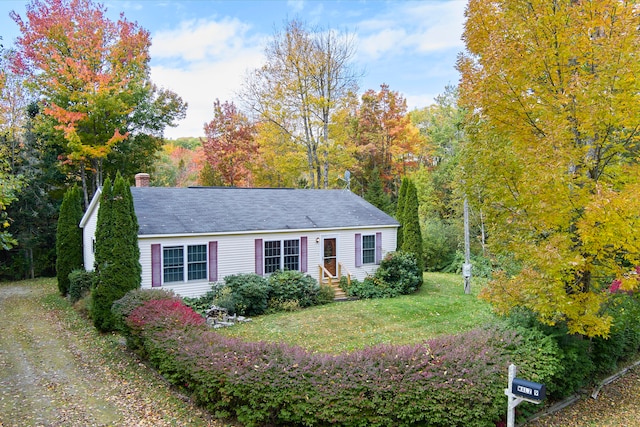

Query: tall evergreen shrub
left=401, top=180, right=424, bottom=274
left=55, top=185, right=84, bottom=296
left=92, top=173, right=142, bottom=331
left=395, top=177, right=409, bottom=249
left=363, top=167, right=392, bottom=214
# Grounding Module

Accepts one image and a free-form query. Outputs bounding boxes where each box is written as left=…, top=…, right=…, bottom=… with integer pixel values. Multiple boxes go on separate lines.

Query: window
left=283, top=239, right=300, bottom=271
left=163, top=244, right=207, bottom=283
left=163, top=246, right=184, bottom=283
left=264, top=240, right=281, bottom=274
left=188, top=245, right=207, bottom=280
left=362, top=234, right=376, bottom=264
left=264, top=239, right=299, bottom=274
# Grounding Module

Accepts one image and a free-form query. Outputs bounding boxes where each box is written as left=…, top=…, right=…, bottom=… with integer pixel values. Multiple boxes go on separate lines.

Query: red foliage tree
left=202, top=99, right=257, bottom=187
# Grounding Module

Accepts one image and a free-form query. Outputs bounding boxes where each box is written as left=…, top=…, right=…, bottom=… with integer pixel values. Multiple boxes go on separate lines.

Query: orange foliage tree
left=11, top=0, right=185, bottom=204
left=350, top=84, right=425, bottom=196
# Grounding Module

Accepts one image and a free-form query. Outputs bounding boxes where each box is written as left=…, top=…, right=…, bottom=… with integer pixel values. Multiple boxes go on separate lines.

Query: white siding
left=81, top=205, right=98, bottom=272
left=139, top=227, right=397, bottom=298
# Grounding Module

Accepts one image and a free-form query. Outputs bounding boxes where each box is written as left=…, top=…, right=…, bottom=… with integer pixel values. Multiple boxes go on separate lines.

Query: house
left=80, top=174, right=399, bottom=298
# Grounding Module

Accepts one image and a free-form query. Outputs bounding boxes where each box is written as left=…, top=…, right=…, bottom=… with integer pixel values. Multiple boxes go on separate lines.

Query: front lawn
left=216, top=272, right=495, bottom=353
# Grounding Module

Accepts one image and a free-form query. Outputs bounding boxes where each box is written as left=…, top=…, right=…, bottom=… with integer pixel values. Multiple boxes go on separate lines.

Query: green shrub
left=375, top=251, right=422, bottom=292
left=592, top=293, right=640, bottom=374
left=507, top=308, right=595, bottom=398
left=347, top=252, right=422, bottom=299
left=316, top=284, right=335, bottom=305
left=346, top=276, right=394, bottom=299
left=224, top=273, right=270, bottom=316
left=183, top=288, right=217, bottom=316
left=421, top=217, right=458, bottom=272
left=56, top=185, right=84, bottom=296
left=68, top=269, right=95, bottom=304
left=268, top=270, right=319, bottom=308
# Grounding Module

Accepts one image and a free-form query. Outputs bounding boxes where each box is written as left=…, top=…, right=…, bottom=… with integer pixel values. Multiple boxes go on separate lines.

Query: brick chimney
left=135, top=173, right=150, bottom=187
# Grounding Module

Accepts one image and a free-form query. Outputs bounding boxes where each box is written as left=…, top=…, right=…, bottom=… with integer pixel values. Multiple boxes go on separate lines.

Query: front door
left=323, top=238, right=337, bottom=277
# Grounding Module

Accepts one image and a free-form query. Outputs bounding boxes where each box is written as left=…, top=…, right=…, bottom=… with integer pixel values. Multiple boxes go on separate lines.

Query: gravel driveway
left=0, top=279, right=225, bottom=427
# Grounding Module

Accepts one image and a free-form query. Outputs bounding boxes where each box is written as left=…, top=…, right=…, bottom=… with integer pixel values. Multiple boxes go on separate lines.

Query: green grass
left=216, top=272, right=495, bottom=354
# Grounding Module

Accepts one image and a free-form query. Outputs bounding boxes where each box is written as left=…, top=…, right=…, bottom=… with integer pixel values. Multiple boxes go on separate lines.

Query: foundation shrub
left=268, top=270, right=319, bottom=308
left=183, top=288, right=217, bottom=316
left=316, top=283, right=335, bottom=305
left=126, top=297, right=562, bottom=427
left=346, top=276, right=394, bottom=299
left=374, top=251, right=422, bottom=293
left=345, top=252, right=422, bottom=299
left=223, top=273, right=270, bottom=316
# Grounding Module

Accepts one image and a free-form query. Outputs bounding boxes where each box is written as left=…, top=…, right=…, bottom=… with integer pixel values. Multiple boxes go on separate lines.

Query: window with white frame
left=362, top=234, right=376, bottom=264
left=187, top=245, right=207, bottom=280
left=163, top=244, right=207, bottom=283
left=264, top=239, right=299, bottom=274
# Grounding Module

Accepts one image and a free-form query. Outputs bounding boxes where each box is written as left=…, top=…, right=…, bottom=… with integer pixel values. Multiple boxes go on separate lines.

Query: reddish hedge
left=123, top=295, right=562, bottom=426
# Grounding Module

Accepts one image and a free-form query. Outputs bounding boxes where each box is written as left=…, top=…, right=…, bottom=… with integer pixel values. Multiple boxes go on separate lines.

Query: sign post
left=505, top=364, right=545, bottom=427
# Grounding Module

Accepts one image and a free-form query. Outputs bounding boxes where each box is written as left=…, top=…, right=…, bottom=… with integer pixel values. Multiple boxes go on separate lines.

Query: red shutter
left=355, top=233, right=362, bottom=267
left=208, top=241, right=218, bottom=282
left=375, top=232, right=383, bottom=265
left=151, top=244, right=161, bottom=287
left=255, top=239, right=263, bottom=276
left=300, top=236, right=307, bottom=273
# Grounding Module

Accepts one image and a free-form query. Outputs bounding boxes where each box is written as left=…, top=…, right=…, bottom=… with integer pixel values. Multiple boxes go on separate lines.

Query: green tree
left=55, top=185, right=83, bottom=295
left=457, top=0, right=640, bottom=337
left=92, top=172, right=141, bottom=331
left=401, top=179, right=424, bottom=275
left=1, top=101, right=63, bottom=280
left=395, top=177, right=409, bottom=249
left=363, top=167, right=392, bottom=214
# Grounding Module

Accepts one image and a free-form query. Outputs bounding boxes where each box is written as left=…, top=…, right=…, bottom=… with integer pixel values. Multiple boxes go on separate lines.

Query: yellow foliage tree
left=457, top=0, right=640, bottom=337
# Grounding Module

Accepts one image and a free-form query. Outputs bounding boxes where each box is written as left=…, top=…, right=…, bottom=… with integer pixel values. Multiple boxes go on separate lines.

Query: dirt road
left=0, top=279, right=223, bottom=427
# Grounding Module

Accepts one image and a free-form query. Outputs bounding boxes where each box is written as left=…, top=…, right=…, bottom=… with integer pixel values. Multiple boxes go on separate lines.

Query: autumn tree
left=352, top=84, right=425, bottom=195
left=11, top=0, right=186, bottom=206
left=457, top=0, right=640, bottom=337
left=202, top=99, right=257, bottom=187
left=242, top=20, right=359, bottom=188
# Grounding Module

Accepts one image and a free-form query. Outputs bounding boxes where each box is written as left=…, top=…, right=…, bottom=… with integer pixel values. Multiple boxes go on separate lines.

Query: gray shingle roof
left=131, top=187, right=399, bottom=236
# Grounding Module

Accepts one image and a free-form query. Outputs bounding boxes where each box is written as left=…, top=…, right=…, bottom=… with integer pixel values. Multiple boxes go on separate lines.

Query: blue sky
left=1, top=0, right=467, bottom=138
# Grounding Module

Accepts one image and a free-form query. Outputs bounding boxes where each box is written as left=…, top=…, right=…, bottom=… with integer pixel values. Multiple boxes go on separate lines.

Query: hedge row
left=118, top=291, right=561, bottom=427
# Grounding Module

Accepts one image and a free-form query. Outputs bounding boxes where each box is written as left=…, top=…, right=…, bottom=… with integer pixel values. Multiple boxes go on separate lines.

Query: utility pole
left=463, top=197, right=472, bottom=294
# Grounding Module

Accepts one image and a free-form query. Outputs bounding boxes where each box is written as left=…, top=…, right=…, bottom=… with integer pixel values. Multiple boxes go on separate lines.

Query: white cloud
left=357, top=28, right=407, bottom=60
left=149, top=18, right=265, bottom=138
left=150, top=18, right=253, bottom=62
left=355, top=1, right=465, bottom=61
